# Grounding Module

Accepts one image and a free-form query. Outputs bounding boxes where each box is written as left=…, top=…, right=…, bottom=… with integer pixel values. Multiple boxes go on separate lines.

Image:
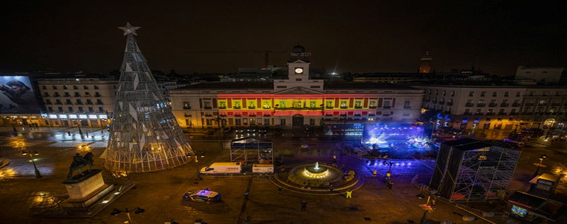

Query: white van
left=200, top=162, right=242, bottom=174
left=252, top=164, right=274, bottom=174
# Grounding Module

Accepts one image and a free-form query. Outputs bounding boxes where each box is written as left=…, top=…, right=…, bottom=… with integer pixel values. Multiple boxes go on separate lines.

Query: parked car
left=183, top=189, right=222, bottom=204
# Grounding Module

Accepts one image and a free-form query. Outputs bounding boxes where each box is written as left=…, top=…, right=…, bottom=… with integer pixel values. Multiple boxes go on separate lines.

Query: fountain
left=303, top=162, right=329, bottom=179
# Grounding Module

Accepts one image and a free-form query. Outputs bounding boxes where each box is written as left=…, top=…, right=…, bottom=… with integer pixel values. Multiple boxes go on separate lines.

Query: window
left=235, top=119, right=241, bottom=125
left=63, top=85, right=68, bottom=89
left=481, top=91, right=486, bottom=97
left=280, top=119, right=286, bottom=125
left=76, top=99, right=83, bottom=104
left=504, top=92, right=509, bottom=97
left=469, top=91, right=474, bottom=97
left=84, top=85, right=89, bottom=90
left=234, top=101, right=241, bottom=109
left=543, top=91, right=548, bottom=96
left=435, top=90, right=439, bottom=95
left=310, top=101, right=316, bottom=108
left=52, top=86, right=57, bottom=90
left=48, top=107, right=53, bottom=112
left=88, top=107, right=94, bottom=113
left=516, top=92, right=521, bottom=97
left=96, top=99, right=103, bottom=104
left=492, top=92, right=497, bottom=97
left=42, top=86, right=46, bottom=90
left=383, top=101, right=390, bottom=108
left=58, top=107, right=63, bottom=112
left=204, top=101, right=212, bottom=109
left=263, top=102, right=271, bottom=109
left=404, top=101, right=411, bottom=108
left=219, top=101, right=226, bottom=109
left=264, top=119, right=270, bottom=125
left=326, top=101, right=333, bottom=108
left=98, top=107, right=104, bottom=112
left=183, top=102, right=191, bottom=109
left=354, top=101, right=362, bottom=108
left=369, top=101, right=377, bottom=108
left=340, top=101, right=347, bottom=108
left=279, top=101, right=286, bottom=108
left=442, top=90, right=446, bottom=96
left=86, top=99, right=93, bottom=105
left=68, top=107, right=73, bottom=112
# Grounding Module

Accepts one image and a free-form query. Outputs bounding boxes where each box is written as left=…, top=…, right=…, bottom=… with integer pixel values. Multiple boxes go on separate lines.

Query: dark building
left=430, top=138, right=521, bottom=202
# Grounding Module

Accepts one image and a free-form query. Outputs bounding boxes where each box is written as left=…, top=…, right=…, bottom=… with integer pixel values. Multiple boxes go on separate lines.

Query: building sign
left=290, top=52, right=311, bottom=57
left=0, top=76, right=40, bottom=114
left=511, top=205, right=528, bottom=218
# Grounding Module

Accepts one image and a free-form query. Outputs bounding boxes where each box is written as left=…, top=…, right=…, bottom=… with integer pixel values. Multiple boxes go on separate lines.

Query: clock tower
left=274, top=45, right=323, bottom=90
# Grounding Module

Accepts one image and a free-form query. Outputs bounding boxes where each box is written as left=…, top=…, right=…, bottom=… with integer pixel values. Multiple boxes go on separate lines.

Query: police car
left=183, top=189, right=222, bottom=203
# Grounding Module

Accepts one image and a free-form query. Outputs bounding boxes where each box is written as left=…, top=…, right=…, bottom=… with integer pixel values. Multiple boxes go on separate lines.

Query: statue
left=67, top=152, right=94, bottom=179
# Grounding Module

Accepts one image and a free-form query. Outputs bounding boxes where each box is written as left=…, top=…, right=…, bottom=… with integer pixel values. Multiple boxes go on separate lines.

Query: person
left=0, top=80, right=39, bottom=111
left=329, top=184, right=334, bottom=193
left=301, top=201, right=307, bottom=211
left=244, top=216, right=251, bottom=224
left=244, top=192, right=249, bottom=200
left=278, top=186, right=283, bottom=194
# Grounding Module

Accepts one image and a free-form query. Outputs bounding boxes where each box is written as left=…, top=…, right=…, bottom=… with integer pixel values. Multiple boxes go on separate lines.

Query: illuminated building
left=36, top=78, right=117, bottom=127
left=170, top=46, right=425, bottom=131
left=417, top=85, right=567, bottom=134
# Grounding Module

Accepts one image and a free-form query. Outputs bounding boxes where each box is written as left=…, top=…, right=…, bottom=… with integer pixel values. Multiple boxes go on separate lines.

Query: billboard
left=0, top=76, right=41, bottom=114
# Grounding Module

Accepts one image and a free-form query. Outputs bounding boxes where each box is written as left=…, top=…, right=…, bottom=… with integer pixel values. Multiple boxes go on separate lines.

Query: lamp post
left=215, top=114, right=226, bottom=151
left=22, top=151, right=42, bottom=178
left=110, top=207, right=145, bottom=224
left=532, top=154, right=548, bottom=177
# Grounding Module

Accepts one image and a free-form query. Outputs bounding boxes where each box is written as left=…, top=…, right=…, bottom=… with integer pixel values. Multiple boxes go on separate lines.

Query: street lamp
left=22, top=151, right=42, bottom=178
left=533, top=154, right=548, bottom=177
left=110, top=207, right=145, bottom=224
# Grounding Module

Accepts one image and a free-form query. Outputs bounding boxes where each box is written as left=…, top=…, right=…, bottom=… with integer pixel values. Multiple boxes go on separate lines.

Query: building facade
left=170, top=46, right=424, bottom=130
left=416, top=85, right=567, bottom=133
left=37, top=78, right=118, bottom=127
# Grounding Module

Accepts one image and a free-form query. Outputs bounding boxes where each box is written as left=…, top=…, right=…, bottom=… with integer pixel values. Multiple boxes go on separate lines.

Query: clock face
left=294, top=67, right=304, bottom=74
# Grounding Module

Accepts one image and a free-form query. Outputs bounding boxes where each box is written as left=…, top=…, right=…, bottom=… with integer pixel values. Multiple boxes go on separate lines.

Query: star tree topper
left=119, top=22, right=140, bottom=36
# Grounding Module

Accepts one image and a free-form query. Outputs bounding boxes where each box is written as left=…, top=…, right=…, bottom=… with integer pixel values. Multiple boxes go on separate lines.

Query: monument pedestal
left=59, top=169, right=131, bottom=217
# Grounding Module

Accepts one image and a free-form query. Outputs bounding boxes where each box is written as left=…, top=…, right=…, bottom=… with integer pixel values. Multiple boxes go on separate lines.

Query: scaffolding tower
left=230, top=137, right=273, bottom=164
left=430, top=138, right=521, bottom=202
left=101, top=23, right=195, bottom=173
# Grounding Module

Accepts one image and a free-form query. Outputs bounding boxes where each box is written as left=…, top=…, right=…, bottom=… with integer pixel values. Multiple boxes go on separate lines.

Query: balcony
left=404, top=106, right=412, bottom=109
left=369, top=106, right=377, bottom=109
left=54, top=94, right=61, bottom=97
left=465, top=103, right=474, bottom=107
left=65, top=102, right=72, bottom=105
left=383, top=106, right=391, bottom=109
left=75, top=102, right=83, bottom=105
left=512, top=103, right=521, bottom=107
left=86, top=102, right=93, bottom=105
left=233, top=106, right=241, bottom=109
left=525, top=103, right=534, bottom=106
left=474, top=112, right=484, bottom=115
left=438, top=101, right=445, bottom=105
left=509, top=112, right=518, bottom=115
left=500, top=103, right=509, bottom=107
left=326, top=106, right=334, bottom=109
left=463, top=112, right=472, bottom=115
left=423, top=98, right=430, bottom=102
left=96, top=102, right=103, bottom=105
left=45, top=102, right=52, bottom=105
left=340, top=106, right=348, bottom=109
left=551, top=103, right=561, bottom=106
left=74, top=94, right=81, bottom=97
left=275, top=107, right=324, bottom=111
left=477, top=103, right=486, bottom=107
left=498, top=112, right=507, bottom=115
left=183, top=106, right=191, bottom=109
left=522, top=112, right=533, bottom=115
left=94, top=94, right=101, bottom=97
left=43, top=94, right=50, bottom=97
left=218, top=106, right=227, bottom=109
left=204, top=106, right=212, bottom=109
left=447, top=102, right=453, bottom=106
left=486, top=112, right=495, bottom=115
left=538, top=103, right=548, bottom=107
left=489, top=103, right=498, bottom=107
left=64, top=94, right=71, bottom=97
left=55, top=102, right=62, bottom=105
left=354, top=106, right=362, bottom=109
left=247, top=106, right=255, bottom=109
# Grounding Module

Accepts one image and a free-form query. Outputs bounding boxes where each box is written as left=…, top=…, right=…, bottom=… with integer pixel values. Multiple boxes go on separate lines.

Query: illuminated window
left=340, top=101, right=347, bottom=108
left=234, top=101, right=241, bottom=109
left=263, top=102, right=271, bottom=109
left=511, top=205, right=527, bottom=218
left=248, top=101, right=255, bottom=109
left=218, top=101, right=226, bottom=109
left=326, top=101, right=333, bottom=108
left=354, top=101, right=361, bottom=108
left=183, top=102, right=191, bottom=109
left=280, top=101, right=286, bottom=108
left=310, top=101, right=316, bottom=108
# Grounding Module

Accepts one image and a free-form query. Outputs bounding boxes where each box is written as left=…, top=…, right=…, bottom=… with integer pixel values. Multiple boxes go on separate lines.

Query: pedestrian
left=86, top=132, right=89, bottom=138
left=244, top=192, right=249, bottom=200
left=431, top=199, right=436, bottom=209
left=278, top=186, right=283, bottom=194
left=301, top=201, right=307, bottom=211
left=346, top=190, right=352, bottom=199
left=100, top=129, right=104, bottom=134
left=196, top=170, right=202, bottom=180
left=67, top=131, right=71, bottom=136
left=244, top=216, right=251, bottom=224
left=329, top=184, right=334, bottom=193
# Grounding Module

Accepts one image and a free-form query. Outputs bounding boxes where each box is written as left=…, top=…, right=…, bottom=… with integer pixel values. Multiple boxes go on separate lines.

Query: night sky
left=1, top=1, right=566, bottom=76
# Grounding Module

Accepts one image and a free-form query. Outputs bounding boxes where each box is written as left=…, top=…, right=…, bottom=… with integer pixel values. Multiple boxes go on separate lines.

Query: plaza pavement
left=0, top=126, right=566, bottom=223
